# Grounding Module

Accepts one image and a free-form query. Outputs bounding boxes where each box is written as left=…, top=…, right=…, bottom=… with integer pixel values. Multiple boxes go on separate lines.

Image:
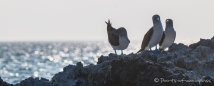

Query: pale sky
left=0, top=0, right=214, bottom=44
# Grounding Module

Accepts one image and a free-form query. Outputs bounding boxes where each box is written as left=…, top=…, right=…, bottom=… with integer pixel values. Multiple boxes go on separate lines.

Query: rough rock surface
left=211, top=36, right=214, bottom=42
left=0, top=77, right=13, bottom=86
left=189, top=37, right=214, bottom=49
left=1, top=37, right=214, bottom=86
left=15, top=77, right=52, bottom=86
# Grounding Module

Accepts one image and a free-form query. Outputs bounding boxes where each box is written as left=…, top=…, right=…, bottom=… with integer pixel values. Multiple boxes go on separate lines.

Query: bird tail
left=105, top=19, right=115, bottom=31
left=137, top=48, right=143, bottom=53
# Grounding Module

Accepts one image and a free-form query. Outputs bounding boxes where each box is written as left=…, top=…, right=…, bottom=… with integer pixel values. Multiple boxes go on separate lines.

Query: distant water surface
left=0, top=41, right=140, bottom=84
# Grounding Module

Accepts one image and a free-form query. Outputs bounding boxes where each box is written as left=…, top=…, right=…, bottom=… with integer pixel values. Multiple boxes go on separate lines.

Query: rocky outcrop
left=189, top=38, right=214, bottom=49
left=15, top=77, right=52, bottom=86
left=1, top=36, right=214, bottom=86
left=0, top=77, right=13, bottom=86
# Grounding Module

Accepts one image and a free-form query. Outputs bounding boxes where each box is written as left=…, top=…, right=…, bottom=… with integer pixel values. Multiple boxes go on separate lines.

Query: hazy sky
left=0, top=0, right=214, bottom=44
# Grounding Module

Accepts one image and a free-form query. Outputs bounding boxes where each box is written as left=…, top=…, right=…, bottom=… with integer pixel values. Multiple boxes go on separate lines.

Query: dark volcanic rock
left=189, top=38, right=214, bottom=49
left=1, top=36, right=214, bottom=86
left=168, top=43, right=190, bottom=53
left=193, top=46, right=213, bottom=58
left=50, top=50, right=203, bottom=86
left=97, top=53, right=118, bottom=64
left=51, top=62, right=88, bottom=86
left=211, top=36, right=214, bottom=42
left=15, top=77, right=52, bottom=86
left=0, top=77, right=13, bottom=86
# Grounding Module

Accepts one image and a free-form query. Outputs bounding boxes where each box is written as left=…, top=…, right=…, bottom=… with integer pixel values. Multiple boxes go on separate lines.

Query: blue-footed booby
left=105, top=20, right=130, bottom=55
left=159, top=19, right=176, bottom=51
left=137, top=14, right=163, bottom=53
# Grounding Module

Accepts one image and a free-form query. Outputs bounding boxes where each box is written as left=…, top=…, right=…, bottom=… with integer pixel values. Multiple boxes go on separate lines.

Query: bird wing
left=173, top=31, right=176, bottom=43
left=159, top=32, right=165, bottom=46
left=108, top=29, right=120, bottom=46
left=141, top=27, right=153, bottom=50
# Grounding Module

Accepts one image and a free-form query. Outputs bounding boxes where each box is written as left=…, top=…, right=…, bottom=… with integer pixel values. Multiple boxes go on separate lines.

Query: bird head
left=166, top=19, right=173, bottom=27
left=152, top=14, right=161, bottom=23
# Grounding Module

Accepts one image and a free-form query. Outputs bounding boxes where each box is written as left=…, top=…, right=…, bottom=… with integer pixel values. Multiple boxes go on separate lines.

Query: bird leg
left=155, top=45, right=158, bottom=50
left=149, top=46, right=153, bottom=52
left=149, top=46, right=160, bottom=54
left=114, top=50, right=118, bottom=55
left=120, top=50, right=123, bottom=56
left=153, top=45, right=160, bottom=53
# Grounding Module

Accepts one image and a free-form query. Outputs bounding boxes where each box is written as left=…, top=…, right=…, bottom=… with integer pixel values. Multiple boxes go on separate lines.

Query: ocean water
left=0, top=41, right=140, bottom=84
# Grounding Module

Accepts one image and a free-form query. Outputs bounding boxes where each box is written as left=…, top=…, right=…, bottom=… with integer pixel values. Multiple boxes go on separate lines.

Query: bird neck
left=107, top=25, right=115, bottom=31
left=153, top=22, right=161, bottom=25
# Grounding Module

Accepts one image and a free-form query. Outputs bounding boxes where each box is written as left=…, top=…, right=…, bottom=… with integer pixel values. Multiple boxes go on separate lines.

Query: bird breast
left=148, top=23, right=163, bottom=47
left=119, top=35, right=130, bottom=50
